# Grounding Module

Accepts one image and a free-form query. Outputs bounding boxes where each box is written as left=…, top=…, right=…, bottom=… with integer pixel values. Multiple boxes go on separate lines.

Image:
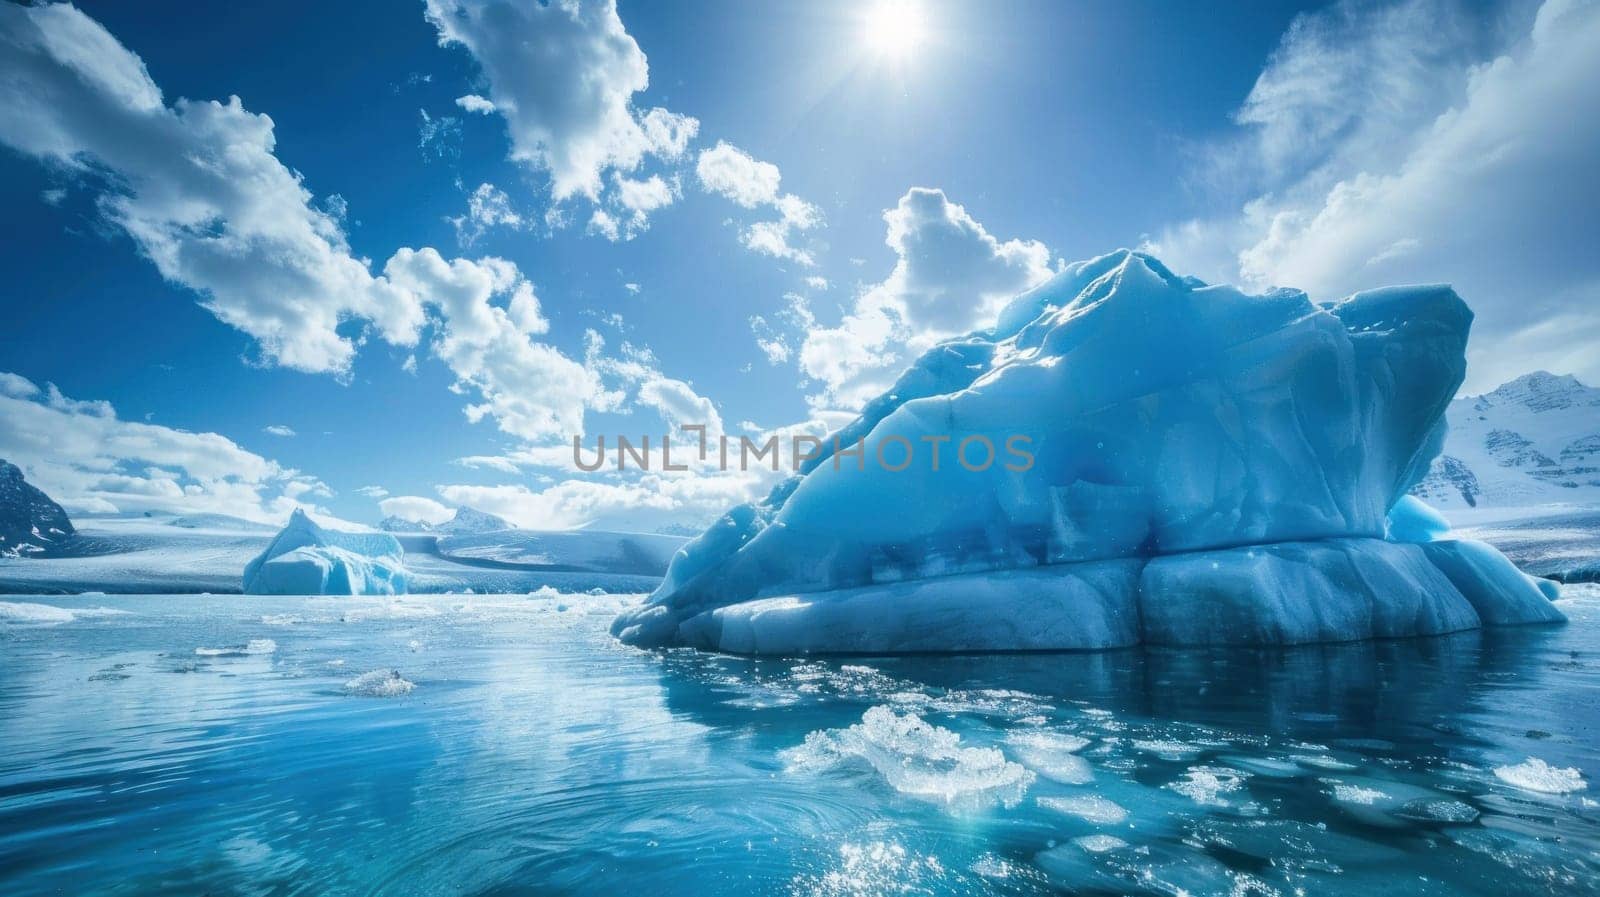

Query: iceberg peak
left=613, top=251, right=1562, bottom=654
left=244, top=507, right=409, bottom=596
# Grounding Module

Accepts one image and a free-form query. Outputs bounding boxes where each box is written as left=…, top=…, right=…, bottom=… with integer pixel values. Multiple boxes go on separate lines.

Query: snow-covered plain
left=0, top=513, right=683, bottom=595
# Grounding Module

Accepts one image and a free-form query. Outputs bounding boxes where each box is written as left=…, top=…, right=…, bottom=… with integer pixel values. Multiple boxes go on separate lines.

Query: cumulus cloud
left=378, top=495, right=454, bottom=525
left=0, top=2, right=426, bottom=375
left=1149, top=0, right=1600, bottom=391
left=799, top=188, right=1054, bottom=410
left=0, top=372, right=327, bottom=521
left=450, top=182, right=525, bottom=246
left=0, top=5, right=633, bottom=443
left=695, top=141, right=822, bottom=264
left=588, top=172, right=680, bottom=240
left=424, top=0, right=698, bottom=212
left=454, top=93, right=495, bottom=114
left=262, top=425, right=296, bottom=437
left=384, top=248, right=617, bottom=441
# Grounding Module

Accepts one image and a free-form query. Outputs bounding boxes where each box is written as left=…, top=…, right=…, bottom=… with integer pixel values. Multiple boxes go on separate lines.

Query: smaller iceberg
left=243, top=509, right=409, bottom=595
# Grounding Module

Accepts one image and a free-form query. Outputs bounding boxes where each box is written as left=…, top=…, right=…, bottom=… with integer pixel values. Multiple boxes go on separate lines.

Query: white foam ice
left=782, top=706, right=1034, bottom=810
left=343, top=669, right=416, bottom=697
left=1072, top=834, right=1128, bottom=853
left=1167, top=766, right=1250, bottom=807
left=1494, top=758, right=1588, bottom=794
left=195, top=638, right=277, bottom=657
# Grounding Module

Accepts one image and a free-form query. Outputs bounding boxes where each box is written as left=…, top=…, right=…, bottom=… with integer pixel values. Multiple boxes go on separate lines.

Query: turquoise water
left=1, top=590, right=1597, bottom=896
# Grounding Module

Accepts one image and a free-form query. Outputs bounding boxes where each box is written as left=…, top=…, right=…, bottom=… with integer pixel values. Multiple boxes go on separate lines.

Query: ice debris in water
left=1494, top=758, right=1588, bottom=794
left=1167, top=766, right=1250, bottom=807
left=1005, top=730, right=1094, bottom=784
left=1038, top=794, right=1129, bottom=825
left=343, top=669, right=415, bottom=697
left=1073, top=834, right=1128, bottom=853
left=613, top=249, right=1564, bottom=654
left=782, top=706, right=1034, bottom=809
left=194, top=638, right=277, bottom=657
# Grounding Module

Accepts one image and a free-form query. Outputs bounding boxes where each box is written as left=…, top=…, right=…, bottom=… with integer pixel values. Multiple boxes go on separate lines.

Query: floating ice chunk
left=781, top=706, right=1034, bottom=809
left=614, top=251, right=1561, bottom=653
left=1394, top=798, right=1479, bottom=824
left=244, top=509, right=409, bottom=596
left=343, top=669, right=415, bottom=697
left=1132, top=739, right=1201, bottom=761
left=1167, top=766, right=1249, bottom=807
left=0, top=600, right=76, bottom=624
left=1493, top=758, right=1587, bottom=794
left=1072, top=834, right=1128, bottom=853
left=1321, top=776, right=1460, bottom=828
left=1007, top=730, right=1094, bottom=784
left=195, top=638, right=277, bottom=657
left=1038, top=794, right=1129, bottom=825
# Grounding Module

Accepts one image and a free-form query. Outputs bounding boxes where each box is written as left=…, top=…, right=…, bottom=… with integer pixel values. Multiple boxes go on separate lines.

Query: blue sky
left=1, top=0, right=1596, bottom=530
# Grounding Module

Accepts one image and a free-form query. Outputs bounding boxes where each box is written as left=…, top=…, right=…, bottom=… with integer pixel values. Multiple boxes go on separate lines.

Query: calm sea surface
left=1, top=589, right=1596, bottom=896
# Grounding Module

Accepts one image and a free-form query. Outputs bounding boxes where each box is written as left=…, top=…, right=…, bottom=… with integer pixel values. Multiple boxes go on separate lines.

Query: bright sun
left=860, top=0, right=928, bottom=61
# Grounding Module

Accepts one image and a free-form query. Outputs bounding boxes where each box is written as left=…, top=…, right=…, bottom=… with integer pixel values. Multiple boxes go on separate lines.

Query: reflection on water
left=0, top=591, right=1596, bottom=896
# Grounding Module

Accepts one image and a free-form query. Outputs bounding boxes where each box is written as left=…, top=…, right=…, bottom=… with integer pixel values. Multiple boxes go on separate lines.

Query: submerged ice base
left=614, top=250, right=1564, bottom=654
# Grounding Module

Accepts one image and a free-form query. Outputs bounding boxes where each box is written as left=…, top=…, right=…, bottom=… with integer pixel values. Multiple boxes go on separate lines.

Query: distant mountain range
left=1411, top=371, right=1600, bottom=510
left=380, top=506, right=512, bottom=534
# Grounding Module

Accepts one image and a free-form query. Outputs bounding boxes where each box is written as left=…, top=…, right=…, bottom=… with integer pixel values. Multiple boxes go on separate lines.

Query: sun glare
left=860, top=0, right=927, bottom=61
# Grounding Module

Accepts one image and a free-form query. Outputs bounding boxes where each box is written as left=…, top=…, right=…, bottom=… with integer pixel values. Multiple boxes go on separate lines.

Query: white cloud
left=262, top=425, right=296, bottom=438
left=799, top=188, right=1053, bottom=410
left=696, top=141, right=782, bottom=207
left=588, top=172, right=680, bottom=241
left=424, top=0, right=698, bottom=206
left=356, top=485, right=389, bottom=499
left=0, top=372, right=327, bottom=522
left=384, top=248, right=619, bottom=441
left=0, top=3, right=426, bottom=375
left=695, top=141, right=822, bottom=264
left=450, top=181, right=525, bottom=246
left=378, top=495, right=454, bottom=525
left=454, top=93, right=495, bottom=114
left=1150, top=0, right=1600, bottom=392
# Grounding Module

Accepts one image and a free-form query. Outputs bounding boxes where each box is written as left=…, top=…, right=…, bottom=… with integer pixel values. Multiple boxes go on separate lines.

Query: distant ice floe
left=0, top=601, right=127, bottom=625
left=783, top=705, right=1034, bottom=809
left=343, top=669, right=415, bottom=697
left=1494, top=758, right=1588, bottom=794
left=194, top=639, right=278, bottom=657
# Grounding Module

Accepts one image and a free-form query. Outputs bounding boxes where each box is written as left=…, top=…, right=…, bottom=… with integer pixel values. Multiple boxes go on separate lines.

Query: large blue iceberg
left=243, top=510, right=409, bottom=596
left=613, top=250, right=1564, bottom=654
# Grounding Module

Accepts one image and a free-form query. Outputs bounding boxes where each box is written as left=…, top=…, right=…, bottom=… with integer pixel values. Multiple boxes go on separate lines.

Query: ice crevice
left=613, top=250, right=1566, bottom=654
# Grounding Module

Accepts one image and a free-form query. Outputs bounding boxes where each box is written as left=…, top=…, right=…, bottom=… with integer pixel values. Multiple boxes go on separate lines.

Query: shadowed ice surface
left=1, top=588, right=1597, bottom=896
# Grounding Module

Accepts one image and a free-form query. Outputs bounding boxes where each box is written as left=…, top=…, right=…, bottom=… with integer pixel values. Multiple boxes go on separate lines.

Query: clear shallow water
left=0, top=590, right=1596, bottom=896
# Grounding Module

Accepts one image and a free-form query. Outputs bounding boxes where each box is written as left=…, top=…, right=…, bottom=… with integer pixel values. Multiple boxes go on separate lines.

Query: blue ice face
left=244, top=509, right=409, bottom=596
left=614, top=251, right=1558, bottom=653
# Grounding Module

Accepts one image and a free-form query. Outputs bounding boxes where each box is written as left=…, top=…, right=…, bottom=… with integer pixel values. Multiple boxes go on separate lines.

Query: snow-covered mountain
left=0, top=459, right=75, bottom=557
left=379, top=506, right=513, bottom=534
left=1411, top=371, right=1600, bottom=510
